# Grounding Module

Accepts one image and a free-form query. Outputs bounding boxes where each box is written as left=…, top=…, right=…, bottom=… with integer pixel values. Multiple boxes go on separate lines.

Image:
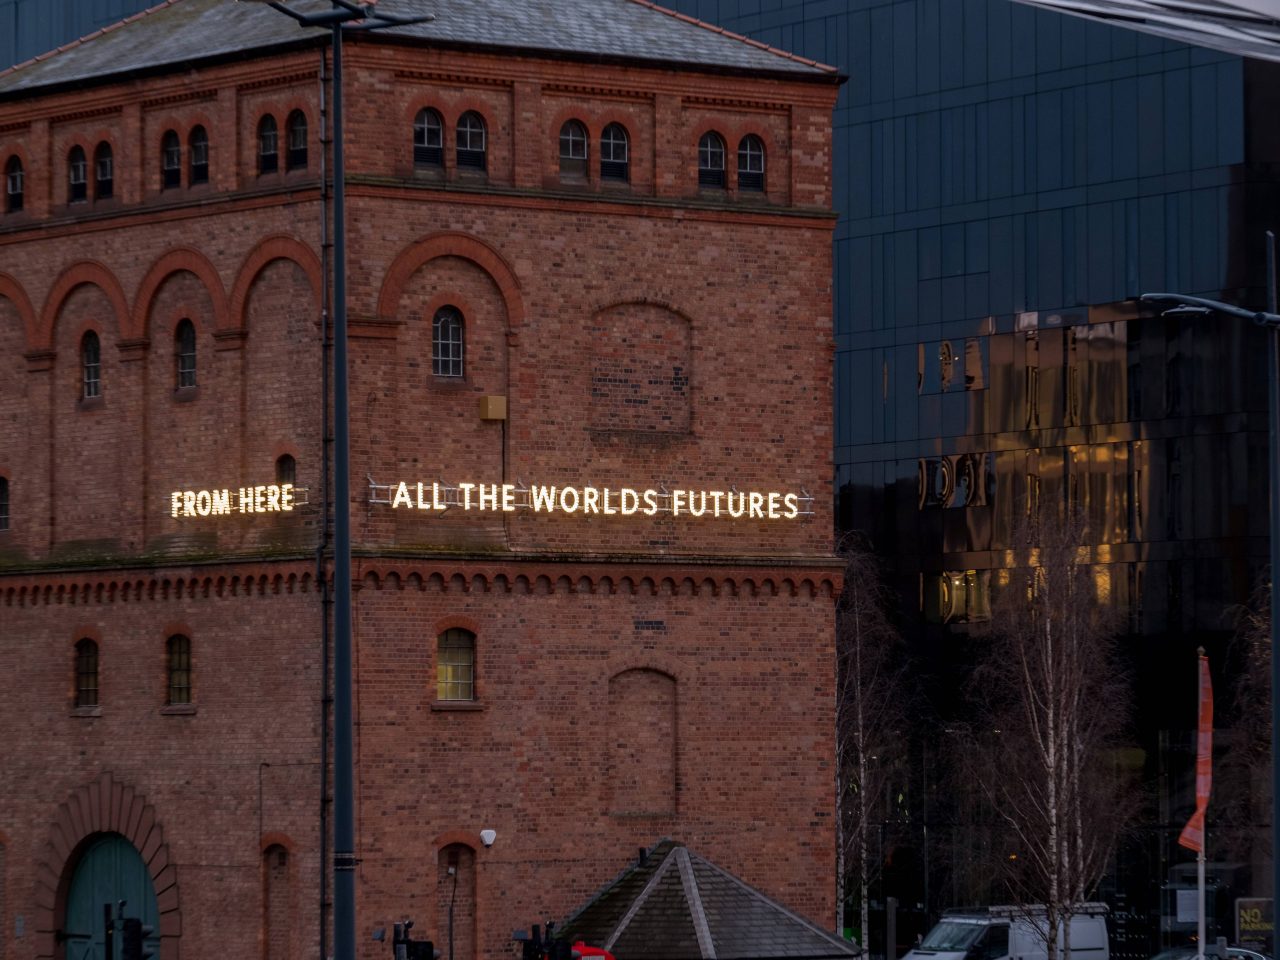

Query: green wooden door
left=63, top=834, right=159, bottom=960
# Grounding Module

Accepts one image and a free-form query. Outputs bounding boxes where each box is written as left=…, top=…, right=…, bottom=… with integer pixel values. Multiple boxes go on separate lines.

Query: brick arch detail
left=376, top=232, right=525, bottom=330
left=133, top=248, right=230, bottom=340
left=0, top=271, right=39, bottom=350
left=35, top=771, right=181, bottom=960
left=37, top=261, right=130, bottom=351
left=228, top=235, right=323, bottom=333
left=605, top=655, right=686, bottom=685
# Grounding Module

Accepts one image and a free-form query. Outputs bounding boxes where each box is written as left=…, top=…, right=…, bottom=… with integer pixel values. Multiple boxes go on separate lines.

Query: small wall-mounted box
left=479, top=395, right=508, bottom=421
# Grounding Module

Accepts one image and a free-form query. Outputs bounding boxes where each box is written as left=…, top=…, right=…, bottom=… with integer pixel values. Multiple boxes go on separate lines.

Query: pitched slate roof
left=557, top=840, right=862, bottom=960
left=0, top=0, right=835, bottom=98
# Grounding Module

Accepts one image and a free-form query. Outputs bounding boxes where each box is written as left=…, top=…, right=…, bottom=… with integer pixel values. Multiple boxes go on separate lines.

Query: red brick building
left=0, top=2, right=841, bottom=958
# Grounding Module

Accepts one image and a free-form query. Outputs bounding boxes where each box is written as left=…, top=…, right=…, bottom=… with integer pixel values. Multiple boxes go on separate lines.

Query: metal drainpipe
left=317, top=43, right=333, bottom=960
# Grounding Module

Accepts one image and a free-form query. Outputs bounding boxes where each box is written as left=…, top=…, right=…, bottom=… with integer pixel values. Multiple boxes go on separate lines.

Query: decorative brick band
left=35, top=771, right=180, bottom=960
left=2, top=564, right=317, bottom=608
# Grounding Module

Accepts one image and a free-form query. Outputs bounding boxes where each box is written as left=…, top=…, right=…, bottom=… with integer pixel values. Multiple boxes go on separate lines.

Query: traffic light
left=121, top=917, right=155, bottom=960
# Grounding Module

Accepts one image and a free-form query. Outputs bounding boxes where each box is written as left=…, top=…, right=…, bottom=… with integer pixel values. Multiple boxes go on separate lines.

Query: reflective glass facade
left=669, top=0, right=1280, bottom=949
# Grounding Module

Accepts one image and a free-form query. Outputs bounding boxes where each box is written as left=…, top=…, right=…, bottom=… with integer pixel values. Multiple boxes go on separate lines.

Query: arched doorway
left=62, top=834, right=160, bottom=960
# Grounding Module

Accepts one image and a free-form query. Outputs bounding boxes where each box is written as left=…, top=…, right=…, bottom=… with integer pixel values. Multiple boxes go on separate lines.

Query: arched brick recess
left=228, top=235, right=323, bottom=334
left=376, top=232, right=525, bottom=330
left=0, top=271, right=39, bottom=351
left=133, top=248, right=230, bottom=339
left=35, top=771, right=180, bottom=960
left=37, top=261, right=130, bottom=351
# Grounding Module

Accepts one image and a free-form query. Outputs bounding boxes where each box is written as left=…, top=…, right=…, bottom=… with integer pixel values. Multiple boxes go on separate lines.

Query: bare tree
left=836, top=534, right=912, bottom=949
left=969, top=510, right=1132, bottom=960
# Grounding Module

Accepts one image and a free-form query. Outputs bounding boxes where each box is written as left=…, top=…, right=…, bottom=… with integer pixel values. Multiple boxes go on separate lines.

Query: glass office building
left=664, top=0, right=1279, bottom=951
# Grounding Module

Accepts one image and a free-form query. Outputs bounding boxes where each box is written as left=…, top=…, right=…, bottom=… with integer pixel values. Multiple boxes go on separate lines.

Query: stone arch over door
left=35, top=772, right=180, bottom=960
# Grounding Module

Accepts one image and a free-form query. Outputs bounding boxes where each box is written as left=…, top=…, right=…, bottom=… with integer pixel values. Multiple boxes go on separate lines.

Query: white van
left=903, top=904, right=1109, bottom=960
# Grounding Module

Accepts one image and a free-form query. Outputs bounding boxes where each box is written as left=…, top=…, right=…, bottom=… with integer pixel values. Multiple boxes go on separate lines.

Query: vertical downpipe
left=317, top=44, right=333, bottom=960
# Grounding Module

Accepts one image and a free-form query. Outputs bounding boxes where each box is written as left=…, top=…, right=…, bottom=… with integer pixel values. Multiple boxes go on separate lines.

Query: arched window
left=4, top=155, right=23, bottom=213
left=161, top=129, right=181, bottom=189
left=0, top=475, right=9, bottom=531
left=437, top=628, right=475, bottom=701
left=600, top=123, right=629, bottom=182
left=737, top=134, right=765, bottom=192
left=413, top=108, right=443, bottom=168
left=68, top=145, right=88, bottom=202
left=189, top=125, right=209, bottom=184
left=276, top=454, right=296, bottom=486
left=432, top=306, right=464, bottom=378
left=75, top=638, right=99, bottom=707
left=175, top=318, right=196, bottom=389
left=81, top=331, right=101, bottom=400
left=94, top=142, right=113, bottom=199
left=258, top=115, right=278, bottom=174
left=559, top=119, right=588, bottom=178
left=286, top=110, right=308, bottom=170
left=166, top=634, right=191, bottom=705
left=698, top=131, right=726, bottom=188
left=456, top=112, right=486, bottom=171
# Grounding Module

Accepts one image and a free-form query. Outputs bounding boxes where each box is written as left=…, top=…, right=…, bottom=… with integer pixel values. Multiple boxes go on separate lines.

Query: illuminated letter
left=502, top=484, right=516, bottom=512
left=689, top=491, right=707, bottom=518
left=583, top=486, right=600, bottom=514
left=559, top=486, right=580, bottom=513
left=642, top=490, right=659, bottom=516
left=530, top=485, right=557, bottom=512
left=479, top=484, right=498, bottom=511
left=266, top=485, right=281, bottom=511
left=767, top=492, right=781, bottom=519
left=748, top=492, right=765, bottom=518
left=671, top=490, right=684, bottom=516
left=212, top=489, right=230, bottom=515
left=196, top=490, right=212, bottom=516
left=389, top=481, right=409, bottom=512
left=279, top=486, right=292, bottom=512
left=171, top=492, right=181, bottom=518
left=783, top=493, right=799, bottom=519
left=621, top=489, right=639, bottom=515
left=183, top=490, right=197, bottom=517
left=728, top=492, right=746, bottom=518
left=710, top=491, right=725, bottom=517
left=254, top=486, right=267, bottom=512
left=238, top=487, right=252, bottom=513
left=416, top=483, right=428, bottom=509
left=458, top=483, right=476, bottom=510
left=602, top=488, right=618, bottom=515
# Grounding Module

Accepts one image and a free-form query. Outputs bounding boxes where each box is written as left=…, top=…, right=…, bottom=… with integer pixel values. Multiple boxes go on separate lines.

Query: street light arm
left=1140, top=291, right=1280, bottom=327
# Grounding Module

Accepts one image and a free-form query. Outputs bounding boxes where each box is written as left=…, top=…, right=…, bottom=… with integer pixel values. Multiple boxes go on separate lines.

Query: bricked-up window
left=413, top=108, right=443, bottom=168
left=189, top=125, right=209, bottom=185
left=175, top=318, right=196, bottom=389
left=75, top=638, right=99, bottom=708
left=94, top=142, right=113, bottom=199
left=456, top=112, right=486, bottom=171
left=68, top=145, right=88, bottom=202
left=276, top=454, right=296, bottom=486
left=437, top=628, right=475, bottom=701
left=161, top=130, right=181, bottom=189
left=737, top=134, right=765, bottom=192
left=81, top=331, right=101, bottom=400
left=600, top=123, right=629, bottom=182
left=4, top=155, right=22, bottom=213
left=258, top=115, right=278, bottom=174
left=286, top=110, right=308, bottom=171
left=432, top=306, right=464, bottom=378
left=166, top=634, right=191, bottom=705
left=559, top=119, right=588, bottom=178
left=698, top=132, right=726, bottom=188
left=0, top=476, right=8, bottom=531
left=264, top=845, right=289, bottom=960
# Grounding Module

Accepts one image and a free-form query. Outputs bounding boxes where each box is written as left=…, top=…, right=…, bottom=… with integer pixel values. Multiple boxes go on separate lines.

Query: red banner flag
left=1178, top=654, right=1214, bottom=852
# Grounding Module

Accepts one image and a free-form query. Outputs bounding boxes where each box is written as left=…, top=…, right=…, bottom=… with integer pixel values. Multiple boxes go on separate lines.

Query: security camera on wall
left=480, top=829, right=496, bottom=848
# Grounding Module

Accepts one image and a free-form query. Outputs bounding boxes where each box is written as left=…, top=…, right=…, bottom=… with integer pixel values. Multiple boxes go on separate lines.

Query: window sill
left=173, top=385, right=199, bottom=403
left=160, top=703, right=197, bottom=716
left=71, top=706, right=101, bottom=718
left=431, top=700, right=483, bottom=712
left=78, top=396, right=104, bottom=412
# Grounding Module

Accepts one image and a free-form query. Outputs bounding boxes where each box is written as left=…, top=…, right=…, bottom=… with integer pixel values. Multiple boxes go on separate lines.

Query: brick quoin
left=0, top=11, right=841, bottom=960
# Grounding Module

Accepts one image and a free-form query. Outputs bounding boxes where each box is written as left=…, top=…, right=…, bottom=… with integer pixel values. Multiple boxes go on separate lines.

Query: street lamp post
left=238, top=4, right=434, bottom=959
left=1141, top=230, right=1280, bottom=953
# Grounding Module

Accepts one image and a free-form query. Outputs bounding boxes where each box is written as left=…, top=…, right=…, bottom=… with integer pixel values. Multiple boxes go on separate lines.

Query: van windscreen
left=921, top=922, right=986, bottom=952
